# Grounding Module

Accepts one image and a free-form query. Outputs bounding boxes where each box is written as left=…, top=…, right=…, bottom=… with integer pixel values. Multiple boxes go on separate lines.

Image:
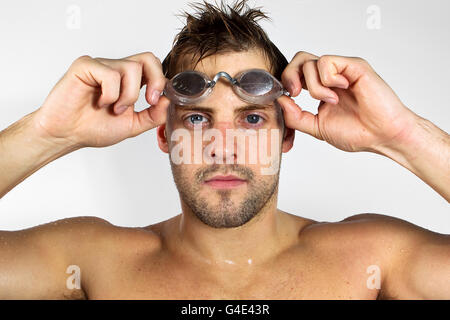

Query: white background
left=0, top=0, right=448, bottom=233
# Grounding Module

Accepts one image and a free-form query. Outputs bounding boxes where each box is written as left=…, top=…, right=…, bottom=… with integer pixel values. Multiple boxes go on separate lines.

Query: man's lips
left=204, top=175, right=247, bottom=189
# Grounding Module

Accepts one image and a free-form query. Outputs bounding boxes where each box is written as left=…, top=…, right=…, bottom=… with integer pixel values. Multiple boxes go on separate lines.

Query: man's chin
left=189, top=198, right=254, bottom=228
left=199, top=188, right=246, bottom=205
left=195, top=210, right=256, bottom=229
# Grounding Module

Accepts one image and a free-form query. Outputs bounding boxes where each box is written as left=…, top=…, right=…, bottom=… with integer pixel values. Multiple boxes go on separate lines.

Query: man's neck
left=164, top=191, right=297, bottom=269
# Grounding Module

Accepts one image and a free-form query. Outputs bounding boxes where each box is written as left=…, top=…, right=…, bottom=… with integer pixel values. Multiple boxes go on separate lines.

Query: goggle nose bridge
left=207, top=71, right=239, bottom=89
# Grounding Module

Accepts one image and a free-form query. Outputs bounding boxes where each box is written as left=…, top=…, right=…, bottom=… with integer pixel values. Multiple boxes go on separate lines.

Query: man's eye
left=188, top=114, right=208, bottom=125
left=246, top=114, right=262, bottom=124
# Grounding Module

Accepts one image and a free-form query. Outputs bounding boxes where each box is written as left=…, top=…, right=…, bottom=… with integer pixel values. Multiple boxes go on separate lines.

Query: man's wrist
left=373, top=112, right=421, bottom=166
left=27, top=110, right=82, bottom=157
left=3, top=110, right=81, bottom=166
left=0, top=111, right=81, bottom=198
left=372, top=111, right=450, bottom=201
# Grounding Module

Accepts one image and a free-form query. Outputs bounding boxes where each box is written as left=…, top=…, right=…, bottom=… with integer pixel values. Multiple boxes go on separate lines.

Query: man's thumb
left=277, top=95, right=322, bottom=140
left=131, top=96, right=170, bottom=137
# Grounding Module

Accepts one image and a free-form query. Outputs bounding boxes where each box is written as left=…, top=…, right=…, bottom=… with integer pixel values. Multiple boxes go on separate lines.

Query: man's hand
left=278, top=51, right=450, bottom=202
left=0, top=52, right=170, bottom=199
left=33, top=52, right=170, bottom=148
left=277, top=51, right=418, bottom=153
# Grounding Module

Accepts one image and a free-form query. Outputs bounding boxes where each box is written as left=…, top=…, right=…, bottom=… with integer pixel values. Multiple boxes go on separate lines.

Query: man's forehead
left=190, top=50, right=271, bottom=78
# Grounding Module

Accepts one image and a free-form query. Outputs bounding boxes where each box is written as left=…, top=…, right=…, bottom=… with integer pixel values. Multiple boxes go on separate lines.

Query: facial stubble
left=170, top=163, right=279, bottom=228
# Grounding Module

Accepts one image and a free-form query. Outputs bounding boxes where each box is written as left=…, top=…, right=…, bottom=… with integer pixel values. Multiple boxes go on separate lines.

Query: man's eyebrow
left=174, top=105, right=214, bottom=113
left=175, top=104, right=272, bottom=113
left=234, top=105, right=271, bottom=113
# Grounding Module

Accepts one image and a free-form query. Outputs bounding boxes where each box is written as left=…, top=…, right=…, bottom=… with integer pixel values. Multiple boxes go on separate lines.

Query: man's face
left=161, top=50, right=292, bottom=228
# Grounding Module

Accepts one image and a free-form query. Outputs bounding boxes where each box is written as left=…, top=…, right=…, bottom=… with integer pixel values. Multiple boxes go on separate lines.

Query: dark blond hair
left=162, top=0, right=288, bottom=80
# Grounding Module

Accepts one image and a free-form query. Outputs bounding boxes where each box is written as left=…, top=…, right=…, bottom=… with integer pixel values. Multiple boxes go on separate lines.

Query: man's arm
left=0, top=52, right=168, bottom=298
left=278, top=51, right=450, bottom=299
left=1, top=52, right=168, bottom=200
left=374, top=117, right=450, bottom=297
left=374, top=114, right=450, bottom=202
left=345, top=213, right=450, bottom=299
left=0, top=216, right=115, bottom=299
left=393, top=225, right=450, bottom=299
left=278, top=51, right=449, bottom=202
left=0, top=111, right=79, bottom=199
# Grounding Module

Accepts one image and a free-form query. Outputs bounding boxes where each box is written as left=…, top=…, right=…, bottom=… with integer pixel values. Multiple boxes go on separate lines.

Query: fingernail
left=288, top=81, right=296, bottom=96
left=150, top=90, right=161, bottom=105
left=116, top=105, right=128, bottom=114
left=335, top=82, right=349, bottom=89
left=323, top=97, right=338, bottom=104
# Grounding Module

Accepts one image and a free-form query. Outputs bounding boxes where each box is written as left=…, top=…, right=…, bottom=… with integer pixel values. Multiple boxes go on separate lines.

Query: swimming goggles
left=163, top=69, right=289, bottom=105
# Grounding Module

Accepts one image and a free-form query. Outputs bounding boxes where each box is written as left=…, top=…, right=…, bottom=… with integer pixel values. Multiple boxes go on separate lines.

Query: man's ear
left=281, top=127, right=295, bottom=153
left=157, top=124, right=169, bottom=153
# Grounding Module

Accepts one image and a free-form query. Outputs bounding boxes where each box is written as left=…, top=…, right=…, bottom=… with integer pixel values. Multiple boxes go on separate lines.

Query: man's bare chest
left=83, top=252, right=379, bottom=299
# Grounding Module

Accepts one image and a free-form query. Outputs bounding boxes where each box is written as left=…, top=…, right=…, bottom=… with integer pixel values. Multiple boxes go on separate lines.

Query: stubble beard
left=170, top=163, right=279, bottom=228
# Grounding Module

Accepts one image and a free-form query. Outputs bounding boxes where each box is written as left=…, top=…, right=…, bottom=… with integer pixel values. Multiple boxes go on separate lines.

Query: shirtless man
left=0, top=1, right=448, bottom=299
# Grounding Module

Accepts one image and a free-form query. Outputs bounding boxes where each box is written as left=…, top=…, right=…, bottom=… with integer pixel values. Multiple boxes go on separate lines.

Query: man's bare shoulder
left=0, top=215, right=163, bottom=299
left=291, top=212, right=446, bottom=277
left=295, top=212, right=441, bottom=248
left=30, top=216, right=163, bottom=258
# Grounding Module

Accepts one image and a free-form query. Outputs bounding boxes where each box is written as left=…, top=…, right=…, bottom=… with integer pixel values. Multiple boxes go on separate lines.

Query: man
left=0, top=0, right=448, bottom=299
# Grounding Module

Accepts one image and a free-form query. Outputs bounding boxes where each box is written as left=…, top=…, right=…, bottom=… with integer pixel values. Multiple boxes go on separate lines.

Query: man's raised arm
left=0, top=52, right=169, bottom=199
left=278, top=51, right=449, bottom=202
left=374, top=114, right=450, bottom=203
left=0, top=111, right=78, bottom=198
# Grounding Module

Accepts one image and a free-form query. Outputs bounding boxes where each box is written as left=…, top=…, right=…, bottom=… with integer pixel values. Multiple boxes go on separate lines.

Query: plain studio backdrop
left=0, top=0, right=449, bottom=233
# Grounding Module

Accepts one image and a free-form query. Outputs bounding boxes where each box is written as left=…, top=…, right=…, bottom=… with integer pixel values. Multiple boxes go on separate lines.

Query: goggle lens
left=172, top=72, right=207, bottom=96
left=238, top=70, right=274, bottom=96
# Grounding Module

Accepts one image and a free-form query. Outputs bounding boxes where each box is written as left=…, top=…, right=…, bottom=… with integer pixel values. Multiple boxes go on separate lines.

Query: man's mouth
left=204, top=175, right=247, bottom=189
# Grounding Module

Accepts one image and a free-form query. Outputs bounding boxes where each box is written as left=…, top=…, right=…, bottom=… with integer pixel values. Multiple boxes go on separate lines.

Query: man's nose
left=207, top=121, right=237, bottom=164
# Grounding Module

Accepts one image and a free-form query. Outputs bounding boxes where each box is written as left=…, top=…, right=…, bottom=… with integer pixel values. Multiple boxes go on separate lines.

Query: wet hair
left=162, top=0, right=288, bottom=81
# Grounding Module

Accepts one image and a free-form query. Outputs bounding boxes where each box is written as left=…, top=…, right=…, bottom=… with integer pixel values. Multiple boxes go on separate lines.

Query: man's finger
left=303, top=60, right=339, bottom=104
left=317, top=55, right=370, bottom=89
left=111, top=60, right=143, bottom=114
left=281, top=51, right=318, bottom=97
left=130, top=96, right=171, bottom=137
left=125, top=52, right=167, bottom=106
left=70, top=56, right=121, bottom=108
left=277, top=95, right=322, bottom=140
